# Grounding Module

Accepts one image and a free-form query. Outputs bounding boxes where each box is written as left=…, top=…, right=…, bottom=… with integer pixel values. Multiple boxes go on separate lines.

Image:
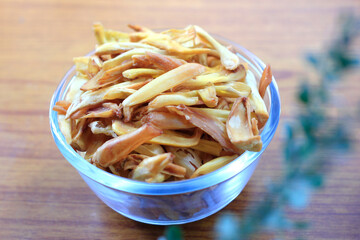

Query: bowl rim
left=49, top=35, right=281, bottom=195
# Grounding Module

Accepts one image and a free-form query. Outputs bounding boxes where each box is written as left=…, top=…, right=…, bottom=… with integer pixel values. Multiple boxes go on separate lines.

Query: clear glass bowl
left=49, top=35, right=281, bottom=225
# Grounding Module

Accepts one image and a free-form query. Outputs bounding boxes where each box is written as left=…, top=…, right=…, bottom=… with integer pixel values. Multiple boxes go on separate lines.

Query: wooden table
left=1, top=0, right=359, bottom=239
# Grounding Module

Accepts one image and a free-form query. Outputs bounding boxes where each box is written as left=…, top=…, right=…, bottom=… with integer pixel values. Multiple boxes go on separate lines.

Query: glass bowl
left=49, top=35, right=281, bottom=225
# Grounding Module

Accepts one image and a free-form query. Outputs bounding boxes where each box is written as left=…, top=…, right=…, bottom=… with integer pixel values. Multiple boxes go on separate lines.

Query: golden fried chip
left=122, top=63, right=206, bottom=107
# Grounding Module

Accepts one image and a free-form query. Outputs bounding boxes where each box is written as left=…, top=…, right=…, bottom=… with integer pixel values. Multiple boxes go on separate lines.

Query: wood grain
left=0, top=0, right=359, bottom=239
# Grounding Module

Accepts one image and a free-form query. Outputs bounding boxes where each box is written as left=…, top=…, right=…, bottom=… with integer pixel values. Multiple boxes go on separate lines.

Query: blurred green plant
left=162, top=13, right=359, bottom=240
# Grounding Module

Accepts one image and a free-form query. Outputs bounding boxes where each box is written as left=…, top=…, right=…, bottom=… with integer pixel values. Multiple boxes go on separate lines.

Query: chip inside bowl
left=53, top=23, right=272, bottom=183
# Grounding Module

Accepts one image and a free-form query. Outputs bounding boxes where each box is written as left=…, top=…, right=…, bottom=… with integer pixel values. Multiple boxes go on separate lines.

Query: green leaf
left=306, top=53, right=320, bottom=67
left=263, top=208, right=292, bottom=231
left=298, top=83, right=310, bottom=104
left=286, top=180, right=311, bottom=209
left=215, top=213, right=240, bottom=240
left=307, top=174, right=324, bottom=188
left=293, top=221, right=310, bottom=230
left=165, top=226, right=183, bottom=240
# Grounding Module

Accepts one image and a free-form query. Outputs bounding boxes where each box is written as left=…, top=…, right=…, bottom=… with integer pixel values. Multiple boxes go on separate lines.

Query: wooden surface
left=1, top=0, right=360, bottom=239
